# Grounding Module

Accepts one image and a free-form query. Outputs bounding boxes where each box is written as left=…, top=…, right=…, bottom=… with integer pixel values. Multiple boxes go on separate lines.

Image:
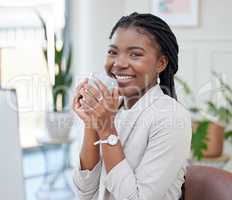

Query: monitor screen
left=0, top=89, right=25, bottom=200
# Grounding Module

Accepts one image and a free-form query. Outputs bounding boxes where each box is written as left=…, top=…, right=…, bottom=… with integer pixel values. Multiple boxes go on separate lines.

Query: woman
left=73, top=12, right=192, bottom=200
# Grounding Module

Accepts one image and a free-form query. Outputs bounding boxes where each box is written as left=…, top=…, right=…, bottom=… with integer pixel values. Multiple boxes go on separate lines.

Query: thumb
left=112, top=86, right=119, bottom=97
left=112, top=87, right=119, bottom=105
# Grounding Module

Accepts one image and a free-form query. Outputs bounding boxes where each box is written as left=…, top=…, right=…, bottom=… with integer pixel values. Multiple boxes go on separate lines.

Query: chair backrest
left=0, top=89, right=25, bottom=200
left=184, top=165, right=232, bottom=200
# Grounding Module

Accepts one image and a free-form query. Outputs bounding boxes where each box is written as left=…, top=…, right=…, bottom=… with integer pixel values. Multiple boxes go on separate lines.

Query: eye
left=107, top=49, right=117, bottom=56
left=130, top=52, right=143, bottom=58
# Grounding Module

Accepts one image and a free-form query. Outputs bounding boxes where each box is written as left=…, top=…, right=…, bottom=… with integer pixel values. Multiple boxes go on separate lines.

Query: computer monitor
left=0, top=89, right=25, bottom=200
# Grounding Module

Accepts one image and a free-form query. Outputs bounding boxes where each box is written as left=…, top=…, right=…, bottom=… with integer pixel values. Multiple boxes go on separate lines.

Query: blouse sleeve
left=103, top=110, right=192, bottom=200
left=73, top=156, right=102, bottom=200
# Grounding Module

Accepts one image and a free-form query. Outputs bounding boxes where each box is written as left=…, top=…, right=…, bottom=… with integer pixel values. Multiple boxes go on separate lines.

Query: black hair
left=109, top=12, right=179, bottom=100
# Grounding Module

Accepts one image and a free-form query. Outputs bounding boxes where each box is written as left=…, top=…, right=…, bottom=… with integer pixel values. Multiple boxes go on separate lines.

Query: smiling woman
left=105, top=27, right=169, bottom=108
left=72, top=12, right=192, bottom=200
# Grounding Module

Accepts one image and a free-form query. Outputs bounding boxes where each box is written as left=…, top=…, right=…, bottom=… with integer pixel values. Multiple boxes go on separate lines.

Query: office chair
left=184, top=165, right=232, bottom=200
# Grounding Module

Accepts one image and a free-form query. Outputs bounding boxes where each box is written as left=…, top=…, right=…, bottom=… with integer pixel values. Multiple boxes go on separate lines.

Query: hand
left=78, top=79, right=120, bottom=138
left=73, top=78, right=94, bottom=126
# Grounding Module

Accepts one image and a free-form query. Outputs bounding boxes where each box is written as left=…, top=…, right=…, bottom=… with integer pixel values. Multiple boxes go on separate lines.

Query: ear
left=156, top=55, right=168, bottom=73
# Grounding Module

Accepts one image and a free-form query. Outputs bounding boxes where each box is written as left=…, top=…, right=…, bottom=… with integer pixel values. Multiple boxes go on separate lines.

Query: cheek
left=104, top=58, right=113, bottom=74
left=132, top=60, right=156, bottom=78
left=133, top=62, right=157, bottom=86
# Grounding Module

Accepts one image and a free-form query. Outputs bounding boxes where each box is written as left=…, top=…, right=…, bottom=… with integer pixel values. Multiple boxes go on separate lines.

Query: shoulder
left=141, top=94, right=191, bottom=120
left=143, top=95, right=192, bottom=158
left=141, top=94, right=192, bottom=137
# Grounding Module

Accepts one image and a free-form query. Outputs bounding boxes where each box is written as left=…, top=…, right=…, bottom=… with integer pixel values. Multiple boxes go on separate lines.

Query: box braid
left=109, top=12, right=179, bottom=100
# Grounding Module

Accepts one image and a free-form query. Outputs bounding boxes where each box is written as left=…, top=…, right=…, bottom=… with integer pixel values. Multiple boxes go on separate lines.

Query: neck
left=124, top=96, right=139, bottom=109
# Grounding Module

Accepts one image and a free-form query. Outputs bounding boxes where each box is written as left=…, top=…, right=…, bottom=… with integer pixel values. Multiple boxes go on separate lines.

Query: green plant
left=206, top=72, right=232, bottom=124
left=225, top=131, right=232, bottom=140
left=175, top=73, right=232, bottom=160
left=37, top=10, right=73, bottom=112
left=175, top=76, right=200, bottom=114
left=210, top=71, right=232, bottom=140
left=44, top=39, right=72, bottom=112
left=175, top=76, right=208, bottom=160
left=191, top=120, right=210, bottom=160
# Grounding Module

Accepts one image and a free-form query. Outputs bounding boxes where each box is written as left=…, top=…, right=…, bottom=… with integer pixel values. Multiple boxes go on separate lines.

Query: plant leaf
left=191, top=121, right=210, bottom=160
left=224, top=130, right=232, bottom=139
left=207, top=101, right=219, bottom=116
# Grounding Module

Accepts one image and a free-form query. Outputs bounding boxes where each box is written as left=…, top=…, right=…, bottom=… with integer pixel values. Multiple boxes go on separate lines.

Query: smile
left=115, top=75, right=135, bottom=80
left=112, top=74, right=136, bottom=86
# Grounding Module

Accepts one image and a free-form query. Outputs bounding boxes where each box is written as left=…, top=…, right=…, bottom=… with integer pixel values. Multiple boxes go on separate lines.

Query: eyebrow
left=109, top=44, right=145, bottom=52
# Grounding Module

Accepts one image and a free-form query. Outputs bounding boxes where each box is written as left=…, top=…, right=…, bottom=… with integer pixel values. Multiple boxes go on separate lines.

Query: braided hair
left=109, top=12, right=179, bottom=100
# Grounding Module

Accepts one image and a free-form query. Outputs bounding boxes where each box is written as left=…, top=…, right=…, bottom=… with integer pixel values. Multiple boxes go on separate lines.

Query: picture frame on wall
left=151, top=0, right=199, bottom=27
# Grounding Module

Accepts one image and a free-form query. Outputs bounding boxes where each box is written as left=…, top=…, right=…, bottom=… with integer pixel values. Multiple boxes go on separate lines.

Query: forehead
left=110, top=27, right=157, bottom=49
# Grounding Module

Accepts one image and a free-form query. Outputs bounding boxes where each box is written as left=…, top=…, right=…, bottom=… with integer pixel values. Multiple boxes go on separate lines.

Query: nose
left=113, top=54, right=129, bottom=68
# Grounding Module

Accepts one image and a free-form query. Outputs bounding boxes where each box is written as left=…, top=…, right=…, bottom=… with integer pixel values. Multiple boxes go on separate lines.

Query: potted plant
left=44, top=35, right=73, bottom=143
left=175, top=73, right=232, bottom=160
left=201, top=72, right=232, bottom=158
left=35, top=8, right=73, bottom=144
left=175, top=76, right=208, bottom=160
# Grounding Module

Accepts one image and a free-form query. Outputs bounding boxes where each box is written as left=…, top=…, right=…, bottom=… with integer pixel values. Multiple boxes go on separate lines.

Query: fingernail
left=80, top=88, right=84, bottom=93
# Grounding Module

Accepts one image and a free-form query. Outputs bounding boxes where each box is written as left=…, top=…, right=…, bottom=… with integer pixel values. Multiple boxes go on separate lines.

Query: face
left=105, top=27, right=167, bottom=98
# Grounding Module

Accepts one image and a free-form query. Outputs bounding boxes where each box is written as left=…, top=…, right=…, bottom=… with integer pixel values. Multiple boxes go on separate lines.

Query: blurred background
left=0, top=0, right=232, bottom=200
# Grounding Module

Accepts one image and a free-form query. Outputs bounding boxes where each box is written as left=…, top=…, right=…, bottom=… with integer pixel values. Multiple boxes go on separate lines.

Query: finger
left=79, top=88, right=99, bottom=107
left=112, top=87, right=120, bottom=104
left=89, top=103, right=103, bottom=118
left=75, top=78, right=88, bottom=99
left=79, top=98, right=95, bottom=113
left=75, top=80, right=88, bottom=98
left=73, top=96, right=81, bottom=110
left=112, top=87, right=118, bottom=98
left=93, top=79, right=110, bottom=98
left=84, top=84, right=102, bottom=102
left=104, top=87, right=119, bottom=113
left=73, top=94, right=82, bottom=111
left=74, top=106, right=90, bottom=121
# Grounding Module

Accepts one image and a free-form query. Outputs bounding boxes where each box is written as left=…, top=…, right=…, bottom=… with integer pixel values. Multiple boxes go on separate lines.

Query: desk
left=21, top=134, right=40, bottom=149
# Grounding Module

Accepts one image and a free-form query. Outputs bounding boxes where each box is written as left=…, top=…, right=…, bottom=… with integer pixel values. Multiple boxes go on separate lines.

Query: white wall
left=174, top=0, right=232, bottom=102
left=70, top=0, right=125, bottom=77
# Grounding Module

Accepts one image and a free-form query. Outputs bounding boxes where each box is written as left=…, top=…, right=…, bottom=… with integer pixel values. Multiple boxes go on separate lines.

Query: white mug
left=88, top=72, right=118, bottom=92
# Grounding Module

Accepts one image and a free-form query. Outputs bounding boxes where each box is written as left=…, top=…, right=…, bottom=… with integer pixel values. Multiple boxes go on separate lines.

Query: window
left=0, top=0, right=65, bottom=148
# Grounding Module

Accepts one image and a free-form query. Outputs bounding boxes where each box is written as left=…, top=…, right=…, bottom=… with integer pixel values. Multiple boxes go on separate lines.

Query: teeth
left=115, top=75, right=134, bottom=80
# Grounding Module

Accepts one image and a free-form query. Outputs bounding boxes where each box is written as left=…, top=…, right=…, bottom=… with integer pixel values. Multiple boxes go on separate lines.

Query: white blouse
left=73, top=84, right=192, bottom=200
